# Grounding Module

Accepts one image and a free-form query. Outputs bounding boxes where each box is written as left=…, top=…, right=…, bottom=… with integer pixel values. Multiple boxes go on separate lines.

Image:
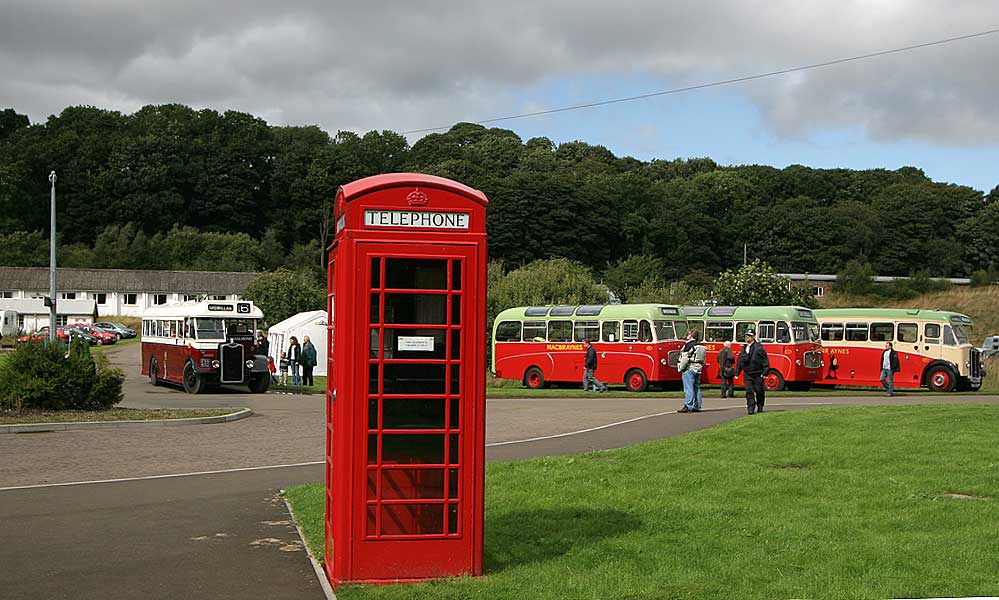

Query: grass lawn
left=287, top=404, right=999, bottom=599
left=91, top=336, right=141, bottom=352
left=0, top=407, right=238, bottom=425
left=272, top=375, right=327, bottom=394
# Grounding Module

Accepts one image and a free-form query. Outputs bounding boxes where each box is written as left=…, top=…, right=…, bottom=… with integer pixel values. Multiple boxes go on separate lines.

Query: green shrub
left=0, top=338, right=124, bottom=411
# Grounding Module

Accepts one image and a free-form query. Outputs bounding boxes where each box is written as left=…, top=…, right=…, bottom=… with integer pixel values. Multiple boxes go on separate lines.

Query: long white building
left=0, top=267, right=258, bottom=319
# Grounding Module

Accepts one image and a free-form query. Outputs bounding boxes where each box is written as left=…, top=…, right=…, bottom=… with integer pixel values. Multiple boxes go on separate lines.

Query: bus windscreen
left=195, top=318, right=225, bottom=340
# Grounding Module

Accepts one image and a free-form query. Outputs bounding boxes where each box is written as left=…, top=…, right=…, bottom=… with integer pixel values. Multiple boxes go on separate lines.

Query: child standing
left=279, top=351, right=290, bottom=385
left=267, top=355, right=277, bottom=383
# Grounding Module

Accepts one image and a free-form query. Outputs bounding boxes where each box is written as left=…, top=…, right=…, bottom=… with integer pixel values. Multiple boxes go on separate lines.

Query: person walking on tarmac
left=582, top=339, right=608, bottom=392
left=718, top=340, right=736, bottom=398
left=678, top=330, right=706, bottom=412
left=879, top=341, right=901, bottom=396
left=734, top=329, right=770, bottom=415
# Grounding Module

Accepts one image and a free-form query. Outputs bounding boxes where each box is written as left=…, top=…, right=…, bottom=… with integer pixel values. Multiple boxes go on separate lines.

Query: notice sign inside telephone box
left=398, top=336, right=435, bottom=352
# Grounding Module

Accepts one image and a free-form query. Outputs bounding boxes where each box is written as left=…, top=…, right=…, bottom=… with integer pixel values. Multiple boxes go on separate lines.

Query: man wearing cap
left=734, top=329, right=770, bottom=415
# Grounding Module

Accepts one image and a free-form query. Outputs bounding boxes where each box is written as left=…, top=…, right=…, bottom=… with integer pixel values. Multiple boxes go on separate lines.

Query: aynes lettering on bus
left=364, top=209, right=470, bottom=230
left=821, top=348, right=852, bottom=355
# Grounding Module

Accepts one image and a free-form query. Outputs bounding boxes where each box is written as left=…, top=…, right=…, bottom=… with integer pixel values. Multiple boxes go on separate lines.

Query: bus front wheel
left=625, top=369, right=648, bottom=393
left=149, top=357, right=159, bottom=386
left=763, top=369, right=786, bottom=392
left=524, top=367, right=546, bottom=389
left=182, top=362, right=205, bottom=394
left=248, top=373, right=270, bottom=394
left=926, top=365, right=956, bottom=392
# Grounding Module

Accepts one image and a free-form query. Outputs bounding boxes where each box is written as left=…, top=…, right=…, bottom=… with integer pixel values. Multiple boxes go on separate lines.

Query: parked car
left=72, top=324, right=118, bottom=345
left=983, top=335, right=999, bottom=358
left=66, top=327, right=100, bottom=345
left=94, top=321, right=137, bottom=339
left=17, top=326, right=70, bottom=343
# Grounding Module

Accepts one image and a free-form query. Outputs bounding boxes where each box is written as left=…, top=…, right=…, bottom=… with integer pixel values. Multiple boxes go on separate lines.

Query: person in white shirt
left=880, top=342, right=901, bottom=396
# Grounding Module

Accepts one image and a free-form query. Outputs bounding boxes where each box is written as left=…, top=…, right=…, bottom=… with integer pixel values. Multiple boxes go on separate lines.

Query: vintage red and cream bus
left=682, top=306, right=823, bottom=391
left=140, top=300, right=271, bottom=394
left=813, top=308, right=985, bottom=392
left=491, top=304, right=689, bottom=392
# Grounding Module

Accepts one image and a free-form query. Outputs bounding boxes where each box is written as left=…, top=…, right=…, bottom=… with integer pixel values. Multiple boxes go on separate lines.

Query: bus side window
left=523, top=320, right=546, bottom=342
left=735, top=322, right=754, bottom=341
left=845, top=322, right=868, bottom=341
left=776, top=321, right=791, bottom=343
left=495, top=321, right=522, bottom=342
left=706, top=321, right=733, bottom=342
left=870, top=322, right=893, bottom=342
left=549, top=320, right=572, bottom=342
left=898, top=323, right=918, bottom=343
left=924, top=323, right=940, bottom=344
left=638, top=320, right=653, bottom=342
left=602, top=321, right=621, bottom=342
left=942, top=325, right=957, bottom=346
left=821, top=323, right=844, bottom=341
left=622, top=320, right=639, bottom=343
left=574, top=320, right=599, bottom=342
left=757, top=321, right=775, bottom=343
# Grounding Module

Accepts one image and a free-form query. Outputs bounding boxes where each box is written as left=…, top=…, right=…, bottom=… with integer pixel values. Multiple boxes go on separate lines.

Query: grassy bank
left=287, top=404, right=999, bottom=599
left=0, top=407, right=237, bottom=425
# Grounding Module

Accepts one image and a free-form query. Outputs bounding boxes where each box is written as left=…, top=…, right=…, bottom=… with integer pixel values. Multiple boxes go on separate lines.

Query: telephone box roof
left=338, top=173, right=488, bottom=206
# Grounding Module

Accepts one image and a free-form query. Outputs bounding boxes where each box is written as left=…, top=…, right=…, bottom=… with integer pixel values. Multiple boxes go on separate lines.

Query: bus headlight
left=795, top=359, right=801, bottom=366
left=661, top=358, right=668, bottom=365
left=212, top=360, right=220, bottom=368
left=245, top=359, right=254, bottom=369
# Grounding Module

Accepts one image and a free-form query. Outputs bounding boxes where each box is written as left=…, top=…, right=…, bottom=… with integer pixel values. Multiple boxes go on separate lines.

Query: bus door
left=894, top=321, right=922, bottom=387
left=599, top=320, right=627, bottom=383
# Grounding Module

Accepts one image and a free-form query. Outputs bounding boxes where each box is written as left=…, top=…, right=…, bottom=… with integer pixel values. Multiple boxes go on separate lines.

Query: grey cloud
left=1, top=0, right=997, bottom=145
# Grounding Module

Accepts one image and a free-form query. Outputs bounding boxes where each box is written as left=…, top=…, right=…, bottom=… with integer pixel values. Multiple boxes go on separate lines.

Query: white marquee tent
left=267, top=310, right=328, bottom=376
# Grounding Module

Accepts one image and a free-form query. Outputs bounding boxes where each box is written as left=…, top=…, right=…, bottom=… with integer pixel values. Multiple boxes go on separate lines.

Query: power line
left=401, top=28, right=999, bottom=135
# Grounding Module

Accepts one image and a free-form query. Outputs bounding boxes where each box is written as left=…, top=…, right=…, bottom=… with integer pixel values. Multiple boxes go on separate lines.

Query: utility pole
left=48, top=171, right=57, bottom=343
left=743, top=243, right=747, bottom=266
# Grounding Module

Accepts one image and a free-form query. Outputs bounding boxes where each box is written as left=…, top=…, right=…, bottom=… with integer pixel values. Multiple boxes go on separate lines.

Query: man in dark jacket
left=582, top=339, right=607, bottom=392
left=734, top=329, right=770, bottom=415
left=717, top=340, right=736, bottom=398
left=879, top=341, right=901, bottom=396
left=253, top=331, right=270, bottom=356
left=301, top=335, right=318, bottom=387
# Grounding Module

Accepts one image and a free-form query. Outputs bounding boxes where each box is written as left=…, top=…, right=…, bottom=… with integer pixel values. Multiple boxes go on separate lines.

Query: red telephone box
left=325, top=173, right=487, bottom=586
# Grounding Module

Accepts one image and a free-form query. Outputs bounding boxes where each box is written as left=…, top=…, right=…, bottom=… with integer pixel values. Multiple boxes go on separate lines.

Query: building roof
left=0, top=298, right=97, bottom=315
left=779, top=273, right=971, bottom=285
left=0, top=267, right=258, bottom=294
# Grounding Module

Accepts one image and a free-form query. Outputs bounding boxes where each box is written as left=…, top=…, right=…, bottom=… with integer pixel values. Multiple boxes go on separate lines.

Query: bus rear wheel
left=523, top=367, right=546, bottom=389
left=926, top=365, right=956, bottom=392
left=149, top=357, right=159, bottom=386
left=763, top=369, right=786, bottom=392
left=625, top=369, right=648, bottom=393
left=182, top=362, right=205, bottom=394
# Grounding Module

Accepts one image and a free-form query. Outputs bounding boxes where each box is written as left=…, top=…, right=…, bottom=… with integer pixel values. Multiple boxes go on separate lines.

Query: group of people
left=677, top=329, right=770, bottom=415
left=255, top=331, right=318, bottom=387
left=580, top=329, right=773, bottom=416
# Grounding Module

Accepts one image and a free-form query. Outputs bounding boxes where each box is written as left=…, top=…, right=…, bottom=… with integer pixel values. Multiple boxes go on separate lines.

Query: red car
left=71, top=323, right=118, bottom=345
left=18, top=326, right=70, bottom=343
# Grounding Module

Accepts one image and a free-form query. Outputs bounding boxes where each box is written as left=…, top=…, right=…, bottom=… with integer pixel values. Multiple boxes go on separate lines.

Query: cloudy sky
left=2, top=1, right=998, bottom=191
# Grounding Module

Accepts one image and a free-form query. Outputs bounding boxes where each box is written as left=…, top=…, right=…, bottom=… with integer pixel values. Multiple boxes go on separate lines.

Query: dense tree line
left=1, top=105, right=997, bottom=282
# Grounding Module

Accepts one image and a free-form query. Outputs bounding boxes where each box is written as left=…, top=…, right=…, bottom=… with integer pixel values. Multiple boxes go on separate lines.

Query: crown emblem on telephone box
left=407, top=189, right=429, bottom=206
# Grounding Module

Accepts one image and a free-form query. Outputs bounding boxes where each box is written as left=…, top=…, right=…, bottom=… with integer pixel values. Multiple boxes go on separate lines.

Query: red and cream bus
left=682, top=306, right=823, bottom=391
left=141, top=300, right=271, bottom=394
left=813, top=308, right=985, bottom=392
left=491, top=304, right=689, bottom=392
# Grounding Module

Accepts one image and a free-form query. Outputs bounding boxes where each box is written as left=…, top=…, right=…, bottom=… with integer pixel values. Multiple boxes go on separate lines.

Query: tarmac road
left=2, top=342, right=997, bottom=599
